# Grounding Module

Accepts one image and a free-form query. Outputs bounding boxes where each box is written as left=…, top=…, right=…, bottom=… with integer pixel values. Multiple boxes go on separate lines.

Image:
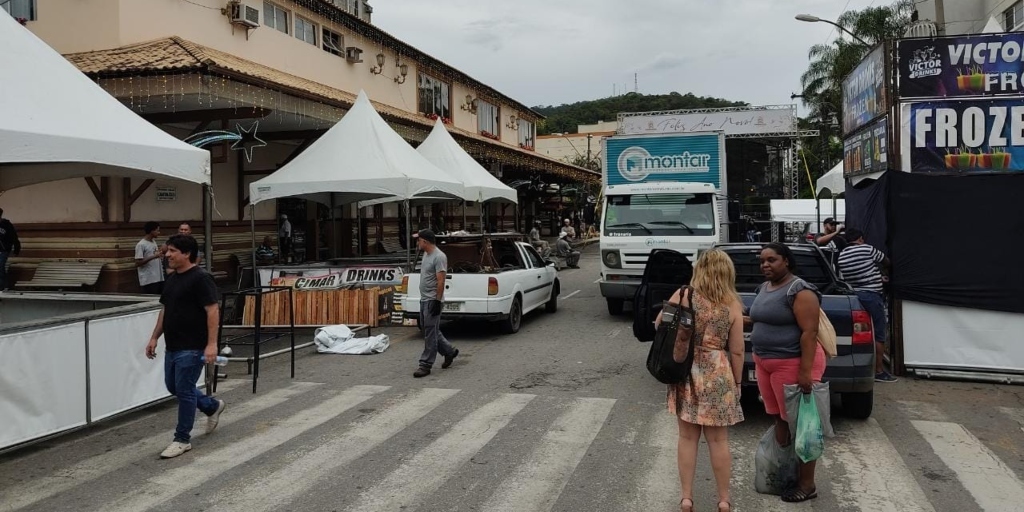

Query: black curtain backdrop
left=887, top=171, right=1024, bottom=314
left=844, top=173, right=889, bottom=252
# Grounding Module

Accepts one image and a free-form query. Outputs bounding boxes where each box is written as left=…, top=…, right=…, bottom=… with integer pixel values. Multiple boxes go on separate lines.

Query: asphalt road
left=3, top=246, right=1024, bottom=511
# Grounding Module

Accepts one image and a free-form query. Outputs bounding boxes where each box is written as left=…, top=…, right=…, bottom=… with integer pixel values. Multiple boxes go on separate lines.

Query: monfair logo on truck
left=617, top=146, right=712, bottom=182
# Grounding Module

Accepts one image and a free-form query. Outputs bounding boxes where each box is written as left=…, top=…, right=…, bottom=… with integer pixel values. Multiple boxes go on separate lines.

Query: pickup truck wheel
left=607, top=298, right=624, bottom=316
left=545, top=281, right=559, bottom=313
left=842, top=390, right=874, bottom=419
left=501, top=295, right=523, bottom=334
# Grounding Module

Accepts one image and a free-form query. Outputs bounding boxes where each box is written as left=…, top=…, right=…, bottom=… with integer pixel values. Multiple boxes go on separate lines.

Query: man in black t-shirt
left=145, top=234, right=225, bottom=459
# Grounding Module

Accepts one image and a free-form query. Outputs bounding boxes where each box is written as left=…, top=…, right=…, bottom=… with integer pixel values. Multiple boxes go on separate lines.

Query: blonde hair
left=690, top=249, right=741, bottom=307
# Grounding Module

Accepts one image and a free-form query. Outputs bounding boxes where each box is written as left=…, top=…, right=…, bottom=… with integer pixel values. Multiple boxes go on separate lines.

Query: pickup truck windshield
left=604, top=193, right=715, bottom=236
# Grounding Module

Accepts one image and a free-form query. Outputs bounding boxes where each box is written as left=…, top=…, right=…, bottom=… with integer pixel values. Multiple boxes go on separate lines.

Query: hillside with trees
left=533, top=92, right=747, bottom=135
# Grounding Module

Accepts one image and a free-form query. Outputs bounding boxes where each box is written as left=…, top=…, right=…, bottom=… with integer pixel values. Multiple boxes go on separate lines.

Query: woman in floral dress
left=656, top=249, right=745, bottom=512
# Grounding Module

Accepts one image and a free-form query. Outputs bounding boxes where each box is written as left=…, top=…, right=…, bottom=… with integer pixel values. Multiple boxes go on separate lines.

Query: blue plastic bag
left=794, top=393, right=825, bottom=463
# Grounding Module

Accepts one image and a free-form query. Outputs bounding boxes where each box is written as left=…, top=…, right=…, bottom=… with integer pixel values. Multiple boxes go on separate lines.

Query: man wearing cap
left=560, top=218, right=576, bottom=240
left=555, top=231, right=580, bottom=268
left=815, top=217, right=846, bottom=253
left=413, top=229, right=458, bottom=378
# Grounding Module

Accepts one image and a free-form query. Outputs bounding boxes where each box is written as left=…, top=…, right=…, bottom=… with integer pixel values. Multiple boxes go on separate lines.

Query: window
left=518, top=119, right=536, bottom=149
left=2, top=0, right=35, bottom=20
left=295, top=16, right=316, bottom=45
left=263, top=1, right=288, bottom=34
left=524, top=245, right=546, bottom=268
left=477, top=100, right=500, bottom=139
left=1005, top=1, right=1023, bottom=30
left=322, top=28, right=344, bottom=56
left=418, top=73, right=451, bottom=120
left=603, top=193, right=716, bottom=237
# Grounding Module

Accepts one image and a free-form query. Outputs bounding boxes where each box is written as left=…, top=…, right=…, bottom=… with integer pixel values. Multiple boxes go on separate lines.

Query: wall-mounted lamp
left=461, top=94, right=477, bottom=113
left=370, top=53, right=386, bottom=75
left=394, top=63, right=409, bottom=84
left=506, top=114, right=519, bottom=130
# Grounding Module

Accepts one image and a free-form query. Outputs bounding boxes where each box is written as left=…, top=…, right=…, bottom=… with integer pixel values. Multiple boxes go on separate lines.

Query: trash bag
left=783, top=383, right=834, bottom=438
left=793, top=393, right=825, bottom=463
left=315, top=333, right=390, bottom=355
left=754, top=425, right=800, bottom=495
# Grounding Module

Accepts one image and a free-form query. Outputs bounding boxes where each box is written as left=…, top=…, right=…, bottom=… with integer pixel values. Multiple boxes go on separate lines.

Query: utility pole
left=587, top=134, right=592, bottom=163
left=934, top=0, right=945, bottom=35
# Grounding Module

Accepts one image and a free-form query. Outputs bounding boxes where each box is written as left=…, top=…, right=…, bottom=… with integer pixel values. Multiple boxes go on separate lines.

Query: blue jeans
left=0, top=251, right=9, bottom=290
left=855, top=290, right=887, bottom=344
left=164, top=349, right=219, bottom=443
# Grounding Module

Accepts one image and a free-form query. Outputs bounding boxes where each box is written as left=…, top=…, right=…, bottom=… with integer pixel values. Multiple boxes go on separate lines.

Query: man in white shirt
left=279, top=214, right=292, bottom=262
left=560, top=218, right=576, bottom=240
left=135, top=221, right=166, bottom=294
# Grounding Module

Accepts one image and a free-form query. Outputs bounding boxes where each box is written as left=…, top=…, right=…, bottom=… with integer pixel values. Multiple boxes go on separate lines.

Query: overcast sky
left=374, top=0, right=882, bottom=116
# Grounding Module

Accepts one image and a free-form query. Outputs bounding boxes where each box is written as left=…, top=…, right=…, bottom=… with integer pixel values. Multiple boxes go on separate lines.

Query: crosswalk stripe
left=101, top=385, right=389, bottom=512
left=216, top=387, right=460, bottom=512
left=897, top=401, right=950, bottom=422
left=1, top=381, right=321, bottom=512
left=912, top=420, right=1024, bottom=512
left=625, top=411, right=678, bottom=512
left=346, top=393, right=536, bottom=512
left=831, top=418, right=935, bottom=512
left=478, top=397, right=617, bottom=512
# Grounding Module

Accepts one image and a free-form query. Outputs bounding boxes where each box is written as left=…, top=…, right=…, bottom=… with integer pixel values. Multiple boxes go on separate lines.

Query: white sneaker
left=160, top=441, right=192, bottom=459
left=206, top=400, right=226, bottom=435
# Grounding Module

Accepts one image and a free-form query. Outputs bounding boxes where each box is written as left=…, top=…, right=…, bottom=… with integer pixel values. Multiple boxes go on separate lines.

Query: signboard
left=901, top=98, right=1024, bottom=173
left=603, top=133, right=725, bottom=190
left=155, top=186, right=176, bottom=201
left=618, top=106, right=796, bottom=137
left=842, top=45, right=888, bottom=134
left=899, top=33, right=1024, bottom=99
left=843, top=117, right=889, bottom=177
left=258, top=265, right=404, bottom=289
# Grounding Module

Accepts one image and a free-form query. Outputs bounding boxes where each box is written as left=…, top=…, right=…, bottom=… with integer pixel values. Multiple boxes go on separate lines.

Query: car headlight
left=602, top=249, right=621, bottom=268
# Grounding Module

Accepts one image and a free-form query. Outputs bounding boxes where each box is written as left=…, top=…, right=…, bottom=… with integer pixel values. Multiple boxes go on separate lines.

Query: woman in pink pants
left=747, top=243, right=825, bottom=503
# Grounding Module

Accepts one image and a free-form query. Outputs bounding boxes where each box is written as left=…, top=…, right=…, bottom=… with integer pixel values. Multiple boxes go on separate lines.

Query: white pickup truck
left=402, top=238, right=559, bottom=334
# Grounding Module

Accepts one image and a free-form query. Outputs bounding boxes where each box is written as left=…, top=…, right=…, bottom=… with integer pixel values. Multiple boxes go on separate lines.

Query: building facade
left=4, top=0, right=596, bottom=292
left=913, top=0, right=1017, bottom=35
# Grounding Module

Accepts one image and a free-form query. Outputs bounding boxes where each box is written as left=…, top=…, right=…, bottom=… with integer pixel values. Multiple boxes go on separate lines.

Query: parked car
left=633, top=243, right=876, bottom=419
left=403, top=238, right=559, bottom=334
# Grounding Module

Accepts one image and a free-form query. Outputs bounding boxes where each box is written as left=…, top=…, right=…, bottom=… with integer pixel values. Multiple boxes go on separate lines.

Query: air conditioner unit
left=345, top=46, right=364, bottom=63
left=228, top=1, right=260, bottom=28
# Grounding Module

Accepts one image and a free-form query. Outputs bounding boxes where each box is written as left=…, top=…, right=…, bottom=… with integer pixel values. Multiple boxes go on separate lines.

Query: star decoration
left=231, top=121, right=267, bottom=163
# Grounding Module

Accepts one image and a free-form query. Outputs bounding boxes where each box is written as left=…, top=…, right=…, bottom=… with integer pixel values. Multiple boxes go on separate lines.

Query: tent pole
left=250, top=203, right=257, bottom=286
left=405, top=199, right=412, bottom=269
left=356, top=206, right=362, bottom=257
left=479, top=201, right=485, bottom=234
left=330, top=195, right=337, bottom=260
left=463, top=200, right=467, bottom=232
left=204, top=184, right=213, bottom=272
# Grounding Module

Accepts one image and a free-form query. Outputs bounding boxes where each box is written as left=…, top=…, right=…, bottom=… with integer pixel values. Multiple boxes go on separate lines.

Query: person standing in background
left=167, top=223, right=204, bottom=274
left=413, top=229, right=458, bottom=378
left=836, top=228, right=896, bottom=383
left=0, top=208, right=21, bottom=290
left=136, top=221, right=166, bottom=295
left=279, top=214, right=292, bottom=263
left=560, top=218, right=576, bottom=240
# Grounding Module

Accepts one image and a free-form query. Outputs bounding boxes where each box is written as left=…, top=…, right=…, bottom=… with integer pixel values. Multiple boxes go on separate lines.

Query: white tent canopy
left=770, top=199, right=845, bottom=223
left=0, top=13, right=210, bottom=189
left=249, top=90, right=463, bottom=206
left=357, top=119, right=517, bottom=208
left=815, top=162, right=845, bottom=198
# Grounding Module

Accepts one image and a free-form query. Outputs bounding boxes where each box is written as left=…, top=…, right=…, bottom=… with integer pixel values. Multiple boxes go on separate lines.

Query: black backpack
left=646, top=286, right=698, bottom=384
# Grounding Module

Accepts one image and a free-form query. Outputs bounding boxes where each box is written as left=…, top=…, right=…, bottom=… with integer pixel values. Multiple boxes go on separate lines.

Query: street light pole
left=586, top=134, right=593, bottom=164
left=795, top=14, right=872, bottom=46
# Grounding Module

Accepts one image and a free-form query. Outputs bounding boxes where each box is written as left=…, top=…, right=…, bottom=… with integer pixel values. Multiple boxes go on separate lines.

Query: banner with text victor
left=901, top=98, right=1024, bottom=173
left=899, top=33, right=1024, bottom=99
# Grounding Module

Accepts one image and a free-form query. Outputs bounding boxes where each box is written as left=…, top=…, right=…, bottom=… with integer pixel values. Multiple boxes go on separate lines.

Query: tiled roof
left=62, top=38, right=598, bottom=183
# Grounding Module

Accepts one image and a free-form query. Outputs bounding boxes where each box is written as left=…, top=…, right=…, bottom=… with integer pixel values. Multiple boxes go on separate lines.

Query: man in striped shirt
left=837, top=228, right=897, bottom=383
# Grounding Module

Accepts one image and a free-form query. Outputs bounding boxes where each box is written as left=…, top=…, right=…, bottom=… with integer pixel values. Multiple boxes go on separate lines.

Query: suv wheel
left=842, top=390, right=873, bottom=419
left=607, top=298, right=624, bottom=316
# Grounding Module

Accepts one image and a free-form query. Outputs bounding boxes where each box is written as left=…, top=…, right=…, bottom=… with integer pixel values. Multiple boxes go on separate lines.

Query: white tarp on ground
left=0, top=13, right=210, bottom=189
left=358, top=119, right=518, bottom=208
left=903, top=301, right=1024, bottom=373
left=313, top=325, right=390, bottom=354
left=815, top=162, right=845, bottom=198
left=249, top=90, right=463, bottom=206
left=769, top=199, right=845, bottom=223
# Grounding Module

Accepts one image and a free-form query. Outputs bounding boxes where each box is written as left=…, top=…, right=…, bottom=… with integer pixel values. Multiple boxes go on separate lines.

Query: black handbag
left=646, top=286, right=697, bottom=384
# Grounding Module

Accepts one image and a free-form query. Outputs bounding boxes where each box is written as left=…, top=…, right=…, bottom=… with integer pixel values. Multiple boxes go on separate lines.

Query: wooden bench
left=15, top=261, right=105, bottom=290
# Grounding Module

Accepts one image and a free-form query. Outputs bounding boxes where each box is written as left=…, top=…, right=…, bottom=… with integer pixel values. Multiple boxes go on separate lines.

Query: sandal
left=781, top=487, right=818, bottom=503
left=680, top=498, right=694, bottom=512
left=718, top=501, right=731, bottom=512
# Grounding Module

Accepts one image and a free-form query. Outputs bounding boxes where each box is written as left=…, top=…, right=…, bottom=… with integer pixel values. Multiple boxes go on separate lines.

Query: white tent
left=815, top=162, right=845, bottom=198
left=248, top=91, right=464, bottom=206
left=0, top=13, right=210, bottom=189
left=770, top=199, right=845, bottom=223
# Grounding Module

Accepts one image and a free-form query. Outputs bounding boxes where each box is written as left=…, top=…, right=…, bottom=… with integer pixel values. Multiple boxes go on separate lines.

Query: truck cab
left=599, top=181, right=721, bottom=315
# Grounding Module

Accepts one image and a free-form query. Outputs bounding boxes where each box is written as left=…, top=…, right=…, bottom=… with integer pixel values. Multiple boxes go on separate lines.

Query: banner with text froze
left=842, top=45, right=888, bottom=134
left=901, top=98, right=1024, bottom=173
left=899, top=33, right=1024, bottom=99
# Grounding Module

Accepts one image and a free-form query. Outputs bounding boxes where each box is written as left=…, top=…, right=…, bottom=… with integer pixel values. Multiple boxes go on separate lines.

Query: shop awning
left=0, top=14, right=210, bottom=189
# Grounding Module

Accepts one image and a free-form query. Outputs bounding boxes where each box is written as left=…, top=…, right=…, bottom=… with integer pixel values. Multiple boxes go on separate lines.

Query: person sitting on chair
left=529, top=221, right=551, bottom=257
left=556, top=231, right=580, bottom=268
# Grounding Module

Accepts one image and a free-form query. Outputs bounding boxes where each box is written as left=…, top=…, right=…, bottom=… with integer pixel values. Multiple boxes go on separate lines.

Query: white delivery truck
left=598, top=131, right=728, bottom=315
